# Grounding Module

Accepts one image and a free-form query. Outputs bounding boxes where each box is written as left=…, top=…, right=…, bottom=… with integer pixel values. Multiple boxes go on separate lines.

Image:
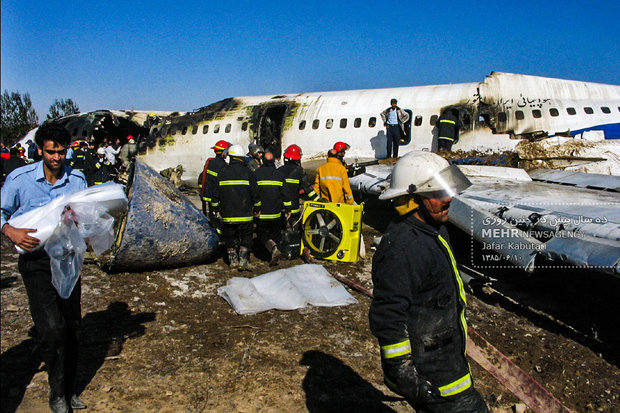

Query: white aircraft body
left=138, top=72, right=620, bottom=185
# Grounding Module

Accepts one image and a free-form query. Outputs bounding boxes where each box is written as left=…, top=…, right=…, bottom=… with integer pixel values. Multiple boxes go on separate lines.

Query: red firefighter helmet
left=211, top=140, right=231, bottom=151
left=72, top=141, right=80, bottom=148
left=283, top=144, right=302, bottom=160
left=333, top=141, right=350, bottom=152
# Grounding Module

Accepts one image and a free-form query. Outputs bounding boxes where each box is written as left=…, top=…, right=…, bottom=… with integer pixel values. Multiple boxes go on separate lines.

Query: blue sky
left=2, top=1, right=619, bottom=119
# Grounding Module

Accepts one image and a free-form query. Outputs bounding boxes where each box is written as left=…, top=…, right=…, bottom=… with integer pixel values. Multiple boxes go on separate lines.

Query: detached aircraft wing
left=351, top=165, right=620, bottom=276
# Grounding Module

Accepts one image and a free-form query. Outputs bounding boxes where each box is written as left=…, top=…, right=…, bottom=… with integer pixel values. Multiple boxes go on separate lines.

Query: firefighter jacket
left=93, top=160, right=112, bottom=185
left=255, top=164, right=292, bottom=221
left=279, top=162, right=320, bottom=214
left=212, top=158, right=261, bottom=224
left=369, top=213, right=472, bottom=399
left=201, top=155, right=227, bottom=204
left=437, top=112, right=460, bottom=143
left=313, top=157, right=354, bottom=204
left=70, top=149, right=87, bottom=172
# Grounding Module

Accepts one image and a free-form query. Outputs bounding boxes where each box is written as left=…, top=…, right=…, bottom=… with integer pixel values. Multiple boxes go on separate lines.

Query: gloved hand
left=385, top=360, right=439, bottom=404
left=318, top=197, right=329, bottom=202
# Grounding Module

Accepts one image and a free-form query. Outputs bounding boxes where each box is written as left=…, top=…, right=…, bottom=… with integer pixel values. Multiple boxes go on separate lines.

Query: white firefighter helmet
left=97, top=147, right=106, bottom=155
left=227, top=144, right=245, bottom=158
left=379, top=151, right=471, bottom=200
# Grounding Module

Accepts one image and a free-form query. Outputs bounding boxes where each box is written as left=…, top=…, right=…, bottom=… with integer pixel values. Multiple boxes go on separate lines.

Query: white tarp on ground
left=217, top=264, right=358, bottom=315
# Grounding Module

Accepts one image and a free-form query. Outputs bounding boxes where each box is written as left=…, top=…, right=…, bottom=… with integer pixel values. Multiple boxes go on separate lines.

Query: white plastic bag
left=45, top=209, right=87, bottom=299
left=70, top=202, right=116, bottom=256
left=8, top=183, right=127, bottom=254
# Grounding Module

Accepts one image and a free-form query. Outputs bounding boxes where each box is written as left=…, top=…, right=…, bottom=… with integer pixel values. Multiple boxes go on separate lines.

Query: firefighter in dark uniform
left=437, top=109, right=460, bottom=152
left=255, top=151, right=292, bottom=266
left=93, top=147, right=112, bottom=185
left=84, top=141, right=97, bottom=186
left=278, top=144, right=320, bottom=230
left=198, top=140, right=230, bottom=233
left=369, top=151, right=488, bottom=413
left=70, top=141, right=87, bottom=175
left=212, top=144, right=261, bottom=271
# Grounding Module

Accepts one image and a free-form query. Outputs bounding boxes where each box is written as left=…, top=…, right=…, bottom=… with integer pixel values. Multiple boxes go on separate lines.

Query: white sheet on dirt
left=217, top=264, right=358, bottom=315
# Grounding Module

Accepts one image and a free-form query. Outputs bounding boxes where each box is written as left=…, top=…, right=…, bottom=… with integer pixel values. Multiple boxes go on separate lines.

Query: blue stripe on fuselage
left=564, top=123, right=620, bottom=139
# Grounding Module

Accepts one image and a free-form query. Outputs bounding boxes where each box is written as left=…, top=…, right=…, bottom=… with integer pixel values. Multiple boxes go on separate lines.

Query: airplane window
left=340, top=118, right=347, bottom=128
left=326, top=119, right=333, bottom=129
left=532, top=110, right=542, bottom=118
left=430, top=115, right=438, bottom=126
left=368, top=117, right=377, bottom=127
left=192, top=125, right=198, bottom=135
left=515, top=111, right=525, bottom=120
left=312, top=120, right=320, bottom=129
left=182, top=127, right=188, bottom=135
left=213, top=124, right=220, bottom=134
left=601, top=107, right=611, bottom=114
left=299, top=120, right=306, bottom=130
left=566, top=107, right=576, bottom=115
left=170, top=126, right=177, bottom=135
left=584, top=107, right=594, bottom=114
left=498, top=112, right=507, bottom=122
left=549, top=108, right=559, bottom=117
left=242, top=122, right=248, bottom=131
left=354, top=118, right=361, bottom=128
left=161, top=126, right=169, bottom=135
left=203, top=125, right=209, bottom=134
left=225, top=124, right=231, bottom=133
left=414, top=115, right=423, bottom=126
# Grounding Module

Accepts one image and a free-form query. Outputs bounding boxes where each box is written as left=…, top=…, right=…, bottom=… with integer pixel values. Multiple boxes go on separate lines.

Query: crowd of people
left=1, top=134, right=138, bottom=187
left=198, top=139, right=355, bottom=270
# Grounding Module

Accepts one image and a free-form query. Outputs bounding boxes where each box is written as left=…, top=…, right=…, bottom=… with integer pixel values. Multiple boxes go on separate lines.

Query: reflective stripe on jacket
left=369, top=213, right=471, bottom=397
left=313, top=157, right=354, bottom=204
left=212, top=158, right=260, bottom=224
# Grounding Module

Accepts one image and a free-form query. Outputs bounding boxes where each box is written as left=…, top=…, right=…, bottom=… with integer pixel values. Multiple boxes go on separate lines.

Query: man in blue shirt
left=1, top=123, right=88, bottom=413
left=380, top=98, right=410, bottom=159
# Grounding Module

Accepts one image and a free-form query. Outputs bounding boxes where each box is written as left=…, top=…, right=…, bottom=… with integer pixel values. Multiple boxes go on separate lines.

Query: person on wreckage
left=369, top=151, right=489, bottom=413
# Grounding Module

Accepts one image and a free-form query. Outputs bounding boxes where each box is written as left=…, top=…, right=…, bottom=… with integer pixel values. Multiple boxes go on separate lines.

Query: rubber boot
left=69, top=394, right=87, bottom=410
left=269, top=244, right=281, bottom=267
left=49, top=394, right=69, bottom=413
left=238, top=248, right=253, bottom=272
left=227, top=248, right=239, bottom=268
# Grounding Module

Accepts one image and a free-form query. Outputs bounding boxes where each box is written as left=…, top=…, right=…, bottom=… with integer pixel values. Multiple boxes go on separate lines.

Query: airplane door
left=258, top=105, right=288, bottom=158
left=399, top=109, right=413, bottom=145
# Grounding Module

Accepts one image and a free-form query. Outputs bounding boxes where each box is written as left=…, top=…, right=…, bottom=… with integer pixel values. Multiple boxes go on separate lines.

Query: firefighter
left=332, top=141, right=350, bottom=166
left=437, top=109, right=460, bottom=152
left=246, top=143, right=264, bottom=173
left=70, top=141, right=87, bottom=174
left=369, top=151, right=488, bottom=412
left=198, top=140, right=231, bottom=232
left=211, top=144, right=261, bottom=270
left=93, top=147, right=113, bottom=185
left=313, top=149, right=354, bottom=204
left=278, top=144, right=320, bottom=230
left=254, top=151, right=291, bottom=266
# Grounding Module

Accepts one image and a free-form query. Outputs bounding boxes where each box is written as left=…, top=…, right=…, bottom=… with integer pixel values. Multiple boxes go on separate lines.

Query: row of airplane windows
left=153, top=105, right=620, bottom=137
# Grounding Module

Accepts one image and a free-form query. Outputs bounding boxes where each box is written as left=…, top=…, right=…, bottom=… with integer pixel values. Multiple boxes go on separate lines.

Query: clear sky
left=2, top=0, right=619, bottom=119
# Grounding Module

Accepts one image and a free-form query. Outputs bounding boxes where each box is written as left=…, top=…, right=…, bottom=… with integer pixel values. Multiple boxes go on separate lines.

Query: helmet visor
left=414, top=165, right=471, bottom=198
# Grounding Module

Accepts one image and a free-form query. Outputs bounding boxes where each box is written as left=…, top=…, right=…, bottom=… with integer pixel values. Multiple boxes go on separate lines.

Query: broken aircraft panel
left=350, top=164, right=620, bottom=275
left=105, top=160, right=218, bottom=272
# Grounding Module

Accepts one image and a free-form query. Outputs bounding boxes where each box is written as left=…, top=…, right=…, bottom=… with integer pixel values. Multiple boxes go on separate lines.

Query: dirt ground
left=1, top=197, right=619, bottom=413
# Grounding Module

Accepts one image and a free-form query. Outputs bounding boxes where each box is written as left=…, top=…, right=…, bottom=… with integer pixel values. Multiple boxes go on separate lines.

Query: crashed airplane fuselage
left=138, top=72, right=620, bottom=186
